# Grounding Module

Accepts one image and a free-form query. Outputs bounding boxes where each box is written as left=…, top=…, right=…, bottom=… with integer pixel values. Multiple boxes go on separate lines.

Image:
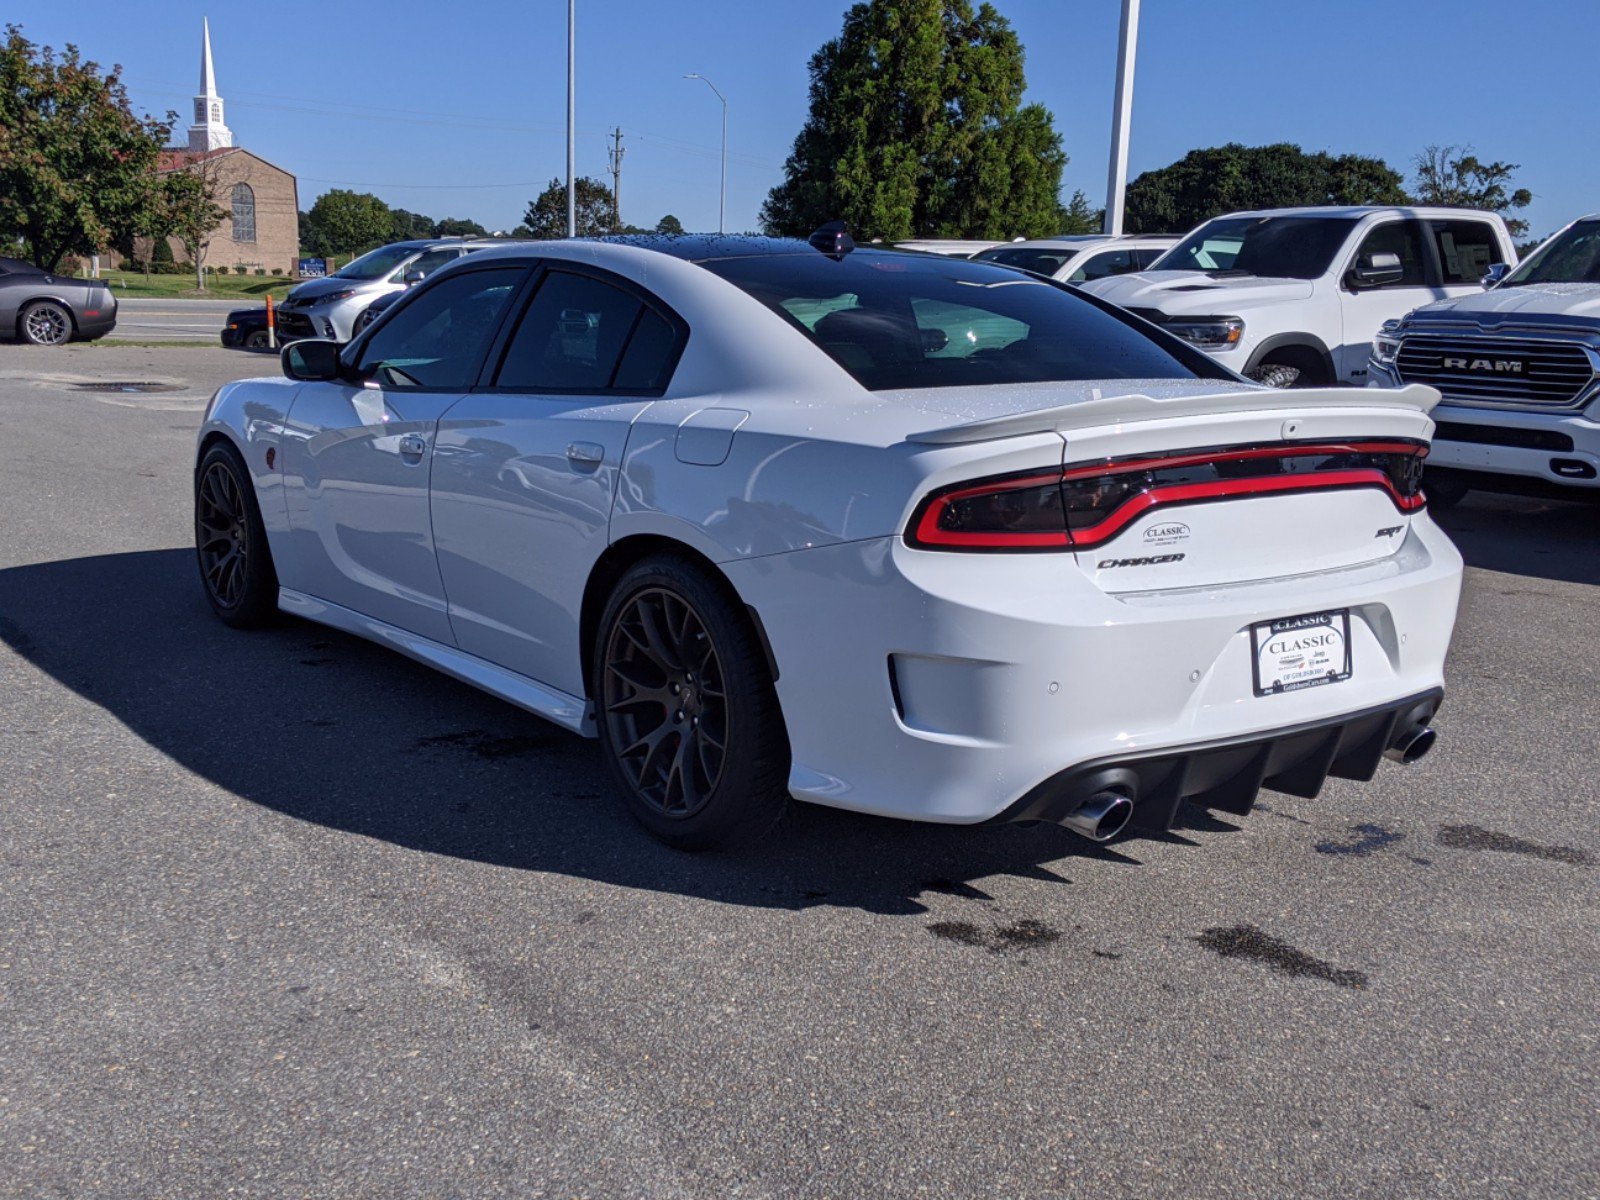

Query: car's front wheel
left=195, top=441, right=279, bottom=628
left=20, top=300, right=72, bottom=346
left=594, top=555, right=790, bottom=850
left=245, top=329, right=271, bottom=351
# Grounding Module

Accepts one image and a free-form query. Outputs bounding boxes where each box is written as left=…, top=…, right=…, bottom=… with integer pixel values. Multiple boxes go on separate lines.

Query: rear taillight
left=907, top=440, right=1428, bottom=552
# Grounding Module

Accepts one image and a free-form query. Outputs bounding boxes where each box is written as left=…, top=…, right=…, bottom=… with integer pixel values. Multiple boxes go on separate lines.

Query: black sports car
left=0, top=258, right=118, bottom=344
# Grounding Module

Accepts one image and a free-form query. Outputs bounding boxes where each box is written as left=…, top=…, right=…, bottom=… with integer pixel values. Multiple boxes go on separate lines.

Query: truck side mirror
left=1481, top=262, right=1510, bottom=288
left=1349, top=251, right=1404, bottom=289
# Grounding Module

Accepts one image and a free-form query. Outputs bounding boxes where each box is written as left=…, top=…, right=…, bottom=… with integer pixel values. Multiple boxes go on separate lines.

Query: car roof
left=988, top=235, right=1179, bottom=250
left=0, top=256, right=45, bottom=274
left=1203, top=205, right=1503, bottom=222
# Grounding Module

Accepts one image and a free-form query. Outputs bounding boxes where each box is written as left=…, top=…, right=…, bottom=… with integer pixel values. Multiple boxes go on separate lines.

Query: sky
left=19, top=0, right=1600, bottom=240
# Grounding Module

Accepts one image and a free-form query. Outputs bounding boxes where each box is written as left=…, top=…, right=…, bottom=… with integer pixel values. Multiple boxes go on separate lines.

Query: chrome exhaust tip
left=1385, top=726, right=1437, bottom=765
left=1061, top=791, right=1135, bottom=842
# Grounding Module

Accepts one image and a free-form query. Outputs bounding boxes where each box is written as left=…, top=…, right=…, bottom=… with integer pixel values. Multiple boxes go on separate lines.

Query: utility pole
left=684, top=74, right=727, bottom=234
left=566, top=0, right=576, bottom=237
left=1103, top=0, right=1140, bottom=235
left=608, top=128, right=626, bottom=232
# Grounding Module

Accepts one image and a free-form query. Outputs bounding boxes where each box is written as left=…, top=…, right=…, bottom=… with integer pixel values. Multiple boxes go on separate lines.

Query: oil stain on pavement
left=928, top=918, right=1063, bottom=955
left=1314, top=823, right=1405, bottom=857
left=1436, top=824, right=1591, bottom=866
left=1195, top=923, right=1368, bottom=989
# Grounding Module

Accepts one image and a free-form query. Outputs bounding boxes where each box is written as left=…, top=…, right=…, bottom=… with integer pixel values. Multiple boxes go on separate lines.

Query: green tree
left=433, top=216, right=488, bottom=238
left=760, top=0, right=1068, bottom=241
left=1411, top=145, right=1532, bottom=239
left=159, top=156, right=228, bottom=291
left=655, top=213, right=686, bottom=236
left=307, top=189, right=393, bottom=254
left=1124, top=143, right=1408, bottom=233
left=1059, top=189, right=1100, bottom=235
left=0, top=25, right=171, bottom=270
left=522, top=177, right=616, bottom=239
left=389, top=207, right=436, bottom=242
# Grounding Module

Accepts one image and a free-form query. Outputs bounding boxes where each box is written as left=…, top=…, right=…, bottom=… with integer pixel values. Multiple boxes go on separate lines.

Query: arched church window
left=231, top=183, right=256, bottom=242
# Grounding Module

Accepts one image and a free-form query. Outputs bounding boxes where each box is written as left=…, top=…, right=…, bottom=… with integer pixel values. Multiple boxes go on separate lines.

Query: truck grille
left=1396, top=335, right=1595, bottom=408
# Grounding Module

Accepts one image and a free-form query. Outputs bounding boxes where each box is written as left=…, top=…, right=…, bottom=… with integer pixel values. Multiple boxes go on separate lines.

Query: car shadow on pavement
left=0, top=549, right=1163, bottom=917
left=1433, top=493, right=1600, bottom=586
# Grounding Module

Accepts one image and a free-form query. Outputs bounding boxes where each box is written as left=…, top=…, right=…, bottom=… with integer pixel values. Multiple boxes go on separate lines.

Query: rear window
left=972, top=246, right=1078, bottom=276
left=703, top=252, right=1220, bottom=391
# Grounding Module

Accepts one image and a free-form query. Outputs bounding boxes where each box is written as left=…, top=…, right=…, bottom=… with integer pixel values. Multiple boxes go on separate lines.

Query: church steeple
left=187, top=18, right=233, bottom=153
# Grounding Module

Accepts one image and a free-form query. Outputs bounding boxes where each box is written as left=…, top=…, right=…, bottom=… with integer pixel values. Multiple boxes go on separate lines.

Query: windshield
left=973, top=246, right=1080, bottom=276
left=335, top=245, right=417, bottom=281
left=1502, top=220, right=1600, bottom=286
left=703, top=251, right=1227, bottom=391
left=1155, top=216, right=1359, bottom=280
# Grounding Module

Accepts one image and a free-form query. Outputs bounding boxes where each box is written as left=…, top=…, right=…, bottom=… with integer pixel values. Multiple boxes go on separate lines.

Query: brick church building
left=137, top=20, right=299, bottom=274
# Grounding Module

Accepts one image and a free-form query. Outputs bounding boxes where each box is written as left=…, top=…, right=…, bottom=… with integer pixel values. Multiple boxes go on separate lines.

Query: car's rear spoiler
left=906, top=383, right=1441, bottom=445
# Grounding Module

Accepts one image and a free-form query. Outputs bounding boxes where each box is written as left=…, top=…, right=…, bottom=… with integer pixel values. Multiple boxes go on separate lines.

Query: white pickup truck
left=1366, top=213, right=1600, bottom=503
left=1084, top=206, right=1517, bottom=388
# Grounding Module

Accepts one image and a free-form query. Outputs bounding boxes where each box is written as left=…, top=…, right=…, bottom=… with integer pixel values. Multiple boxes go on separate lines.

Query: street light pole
left=566, top=0, right=576, bottom=238
left=1103, top=0, right=1140, bottom=236
left=684, top=73, right=727, bottom=234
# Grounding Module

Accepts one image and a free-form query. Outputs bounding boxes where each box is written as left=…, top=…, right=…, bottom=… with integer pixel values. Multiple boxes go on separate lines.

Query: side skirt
left=277, top=588, right=597, bottom=737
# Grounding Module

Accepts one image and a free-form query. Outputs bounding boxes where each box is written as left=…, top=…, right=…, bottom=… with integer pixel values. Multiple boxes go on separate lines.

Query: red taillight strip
left=908, top=440, right=1427, bottom=552
left=1065, top=468, right=1424, bottom=549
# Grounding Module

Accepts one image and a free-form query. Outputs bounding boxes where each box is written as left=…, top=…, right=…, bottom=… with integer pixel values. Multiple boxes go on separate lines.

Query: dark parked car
left=0, top=258, right=117, bottom=344
left=350, top=287, right=407, bottom=337
left=219, top=307, right=309, bottom=351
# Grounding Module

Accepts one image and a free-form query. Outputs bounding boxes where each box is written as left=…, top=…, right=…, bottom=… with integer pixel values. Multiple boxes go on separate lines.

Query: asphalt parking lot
left=1, top=344, right=1596, bottom=1199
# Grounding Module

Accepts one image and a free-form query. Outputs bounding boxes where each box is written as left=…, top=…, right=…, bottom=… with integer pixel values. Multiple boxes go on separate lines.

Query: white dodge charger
left=194, top=229, right=1462, bottom=850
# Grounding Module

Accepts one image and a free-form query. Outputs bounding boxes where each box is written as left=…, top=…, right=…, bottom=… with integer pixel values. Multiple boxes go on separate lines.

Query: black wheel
left=594, top=555, right=789, bottom=850
left=1424, top=470, right=1470, bottom=511
left=20, top=300, right=72, bottom=345
left=245, top=329, right=271, bottom=350
left=195, top=441, right=279, bottom=628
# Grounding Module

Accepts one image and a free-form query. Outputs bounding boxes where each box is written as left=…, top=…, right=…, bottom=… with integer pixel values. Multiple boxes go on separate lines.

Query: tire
left=1423, top=471, right=1470, bottom=511
left=20, top=300, right=72, bottom=346
left=1248, top=362, right=1302, bottom=389
left=194, top=441, right=279, bottom=628
left=594, top=554, right=790, bottom=851
left=245, top=329, right=271, bottom=351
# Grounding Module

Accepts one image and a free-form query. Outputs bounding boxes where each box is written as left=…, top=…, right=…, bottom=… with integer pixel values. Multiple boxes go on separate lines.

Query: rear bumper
left=75, top=308, right=118, bottom=340
left=724, top=517, right=1463, bottom=828
left=991, top=689, right=1441, bottom=832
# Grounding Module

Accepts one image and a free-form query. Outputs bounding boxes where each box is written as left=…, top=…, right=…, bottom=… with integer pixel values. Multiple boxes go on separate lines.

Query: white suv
left=277, top=238, right=506, bottom=342
left=972, top=235, right=1177, bottom=284
left=1084, top=207, right=1517, bottom=387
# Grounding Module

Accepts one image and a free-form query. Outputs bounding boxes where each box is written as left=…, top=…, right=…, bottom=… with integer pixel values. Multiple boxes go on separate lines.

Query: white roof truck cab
left=973, top=234, right=1178, bottom=285
left=1368, top=213, right=1600, bottom=505
left=1084, top=207, right=1517, bottom=388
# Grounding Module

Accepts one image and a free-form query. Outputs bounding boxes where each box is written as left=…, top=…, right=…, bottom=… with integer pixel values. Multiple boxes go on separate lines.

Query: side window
left=358, top=267, right=523, bottom=390
left=398, top=248, right=457, bottom=281
left=612, top=309, right=680, bottom=391
left=495, top=271, right=653, bottom=391
left=1351, top=221, right=1428, bottom=287
left=1433, top=221, right=1500, bottom=285
left=1069, top=249, right=1134, bottom=283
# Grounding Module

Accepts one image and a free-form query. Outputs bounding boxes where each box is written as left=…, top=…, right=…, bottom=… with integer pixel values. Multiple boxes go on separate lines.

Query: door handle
left=566, top=441, right=604, bottom=466
left=398, top=433, right=428, bottom=461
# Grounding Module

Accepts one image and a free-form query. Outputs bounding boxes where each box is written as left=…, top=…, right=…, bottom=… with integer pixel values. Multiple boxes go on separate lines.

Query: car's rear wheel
left=20, top=301, right=72, bottom=346
left=195, top=441, right=279, bottom=628
left=595, top=556, right=789, bottom=850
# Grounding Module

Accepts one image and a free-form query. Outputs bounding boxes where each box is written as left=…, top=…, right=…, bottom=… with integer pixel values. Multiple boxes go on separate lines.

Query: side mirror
left=1481, top=262, right=1510, bottom=288
left=282, top=338, right=344, bottom=382
left=1349, top=251, right=1404, bottom=289
left=403, top=268, right=426, bottom=286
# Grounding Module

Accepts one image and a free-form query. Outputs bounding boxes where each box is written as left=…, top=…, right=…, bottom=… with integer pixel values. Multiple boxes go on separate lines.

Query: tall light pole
left=684, top=73, right=727, bottom=234
left=1103, top=0, right=1140, bottom=235
left=566, top=0, right=576, bottom=237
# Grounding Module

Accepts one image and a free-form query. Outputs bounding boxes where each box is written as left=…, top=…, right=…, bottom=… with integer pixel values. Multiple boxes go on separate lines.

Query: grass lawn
left=96, top=271, right=300, bottom=301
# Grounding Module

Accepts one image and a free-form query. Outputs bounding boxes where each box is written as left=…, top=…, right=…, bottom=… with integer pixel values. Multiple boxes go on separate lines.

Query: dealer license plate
left=1251, top=610, right=1352, bottom=697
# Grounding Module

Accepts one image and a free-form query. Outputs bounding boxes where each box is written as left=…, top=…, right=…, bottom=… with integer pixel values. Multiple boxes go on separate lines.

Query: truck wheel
left=1424, top=471, right=1470, bottom=511
left=245, top=330, right=271, bottom=350
left=1247, top=347, right=1328, bottom=390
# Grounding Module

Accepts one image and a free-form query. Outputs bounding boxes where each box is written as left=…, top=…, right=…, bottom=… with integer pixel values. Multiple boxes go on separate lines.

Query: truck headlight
left=1372, top=321, right=1402, bottom=366
left=1165, top=316, right=1244, bottom=351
